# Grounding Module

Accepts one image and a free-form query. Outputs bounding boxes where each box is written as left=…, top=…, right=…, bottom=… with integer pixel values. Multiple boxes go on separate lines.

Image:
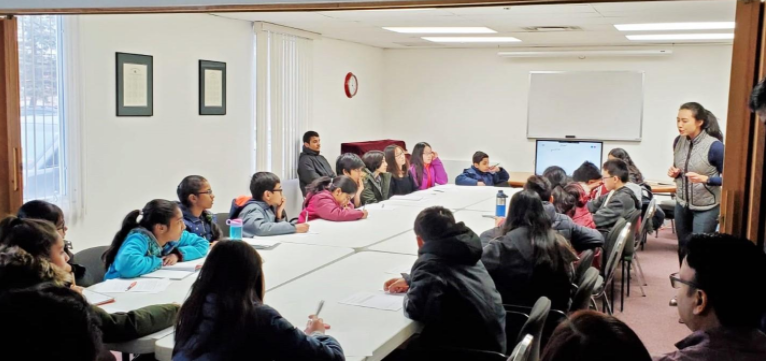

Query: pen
left=315, top=300, right=325, bottom=317
left=125, top=281, right=137, bottom=292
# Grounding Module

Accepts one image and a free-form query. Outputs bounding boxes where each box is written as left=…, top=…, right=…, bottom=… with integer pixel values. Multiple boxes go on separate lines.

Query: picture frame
left=116, top=52, right=153, bottom=117
left=199, top=60, right=227, bottom=115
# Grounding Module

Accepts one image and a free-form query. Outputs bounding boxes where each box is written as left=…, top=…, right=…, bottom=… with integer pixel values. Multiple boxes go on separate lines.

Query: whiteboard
left=526, top=71, right=644, bottom=141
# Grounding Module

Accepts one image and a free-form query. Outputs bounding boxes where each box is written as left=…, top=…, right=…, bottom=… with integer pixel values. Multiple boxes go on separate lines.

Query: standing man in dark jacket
left=383, top=206, right=507, bottom=355
left=297, top=131, right=336, bottom=196
left=587, top=159, right=641, bottom=234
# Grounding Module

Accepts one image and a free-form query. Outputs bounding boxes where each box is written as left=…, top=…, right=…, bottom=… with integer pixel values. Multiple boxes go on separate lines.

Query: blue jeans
left=675, top=203, right=720, bottom=266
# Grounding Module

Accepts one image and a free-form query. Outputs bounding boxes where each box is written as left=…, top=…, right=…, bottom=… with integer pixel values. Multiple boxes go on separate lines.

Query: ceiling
left=214, top=0, right=736, bottom=49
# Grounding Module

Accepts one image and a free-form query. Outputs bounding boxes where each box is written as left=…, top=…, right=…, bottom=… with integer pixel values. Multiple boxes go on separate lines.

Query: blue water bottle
left=226, top=219, right=243, bottom=240
left=496, top=190, right=508, bottom=217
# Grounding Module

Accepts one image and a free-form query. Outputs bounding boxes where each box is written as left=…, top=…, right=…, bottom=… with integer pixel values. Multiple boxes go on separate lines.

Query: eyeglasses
left=271, top=189, right=283, bottom=193
left=601, top=176, right=614, bottom=181
left=669, top=272, right=700, bottom=290
left=198, top=189, right=214, bottom=196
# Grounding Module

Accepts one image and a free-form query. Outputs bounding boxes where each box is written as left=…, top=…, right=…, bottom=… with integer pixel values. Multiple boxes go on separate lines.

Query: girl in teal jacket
left=104, top=199, right=209, bottom=280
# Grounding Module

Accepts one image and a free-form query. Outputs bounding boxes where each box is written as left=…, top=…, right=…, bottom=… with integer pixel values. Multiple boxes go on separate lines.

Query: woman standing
left=668, top=102, right=724, bottom=305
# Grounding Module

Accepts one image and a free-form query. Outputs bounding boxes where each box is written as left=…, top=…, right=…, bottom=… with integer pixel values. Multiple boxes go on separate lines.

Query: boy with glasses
left=587, top=159, right=640, bottom=234
left=230, top=172, right=309, bottom=237
left=657, top=233, right=766, bottom=361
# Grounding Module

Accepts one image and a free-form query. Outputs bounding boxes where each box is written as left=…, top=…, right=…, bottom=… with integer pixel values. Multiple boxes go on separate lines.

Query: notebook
left=82, top=289, right=115, bottom=306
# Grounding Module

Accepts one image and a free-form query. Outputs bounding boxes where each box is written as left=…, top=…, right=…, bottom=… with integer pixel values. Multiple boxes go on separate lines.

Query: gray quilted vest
left=673, top=131, right=722, bottom=211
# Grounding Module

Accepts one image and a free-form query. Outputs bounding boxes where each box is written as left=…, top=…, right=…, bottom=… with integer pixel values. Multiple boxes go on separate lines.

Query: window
left=254, top=23, right=314, bottom=180
left=17, top=16, right=83, bottom=220
left=18, top=15, right=66, bottom=204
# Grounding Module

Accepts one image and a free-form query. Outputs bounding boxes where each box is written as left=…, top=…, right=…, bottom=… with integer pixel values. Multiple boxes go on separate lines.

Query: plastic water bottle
left=226, top=219, right=243, bottom=240
left=496, top=190, right=508, bottom=217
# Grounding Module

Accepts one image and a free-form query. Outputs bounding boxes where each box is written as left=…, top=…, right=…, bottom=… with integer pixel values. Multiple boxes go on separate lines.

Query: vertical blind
left=254, top=24, right=313, bottom=180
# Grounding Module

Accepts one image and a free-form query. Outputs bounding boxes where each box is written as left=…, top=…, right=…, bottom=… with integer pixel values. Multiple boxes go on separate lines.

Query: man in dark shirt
left=655, top=233, right=766, bottom=361
left=297, top=131, right=336, bottom=196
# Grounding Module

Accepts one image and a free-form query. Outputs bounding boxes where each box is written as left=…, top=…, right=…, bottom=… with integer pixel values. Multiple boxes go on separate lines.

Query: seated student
left=383, top=206, right=507, bottom=354
left=298, top=176, right=368, bottom=223
left=542, top=310, right=651, bottom=361
left=177, top=175, right=222, bottom=243
left=230, top=172, right=309, bottom=237
left=481, top=190, right=576, bottom=311
left=0, top=216, right=73, bottom=277
left=587, top=160, right=640, bottom=234
left=543, top=166, right=570, bottom=189
left=336, top=153, right=366, bottom=207
left=361, top=150, right=392, bottom=204
left=0, top=243, right=179, bottom=351
left=174, top=240, right=343, bottom=361
left=502, top=176, right=603, bottom=252
left=456, top=151, right=510, bottom=186
left=409, top=142, right=448, bottom=190
left=17, top=199, right=85, bottom=282
left=103, top=200, right=209, bottom=280
left=0, top=284, right=103, bottom=361
left=608, top=148, right=666, bottom=231
left=655, top=233, right=766, bottom=361
left=385, top=144, right=418, bottom=196
left=298, top=131, right=336, bottom=197
left=571, top=161, right=603, bottom=204
left=553, top=184, right=596, bottom=230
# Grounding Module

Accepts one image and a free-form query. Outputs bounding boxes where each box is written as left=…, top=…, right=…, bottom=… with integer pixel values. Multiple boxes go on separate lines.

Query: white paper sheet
left=131, top=279, right=172, bottom=293
left=92, top=278, right=171, bottom=293
left=389, top=194, right=424, bottom=201
left=82, top=289, right=115, bottom=306
left=140, top=270, right=195, bottom=280
left=123, top=63, right=148, bottom=107
left=385, top=264, right=413, bottom=275
left=361, top=203, right=396, bottom=211
left=242, top=238, right=280, bottom=249
left=204, top=69, right=223, bottom=107
left=162, top=261, right=203, bottom=272
left=339, top=291, right=404, bottom=311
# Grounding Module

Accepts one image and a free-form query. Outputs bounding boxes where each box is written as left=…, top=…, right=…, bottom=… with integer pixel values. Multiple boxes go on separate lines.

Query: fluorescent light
left=497, top=49, right=672, bottom=58
left=627, top=33, right=734, bottom=41
left=422, top=36, right=521, bottom=43
left=383, top=27, right=497, bottom=34
left=615, top=22, right=735, bottom=31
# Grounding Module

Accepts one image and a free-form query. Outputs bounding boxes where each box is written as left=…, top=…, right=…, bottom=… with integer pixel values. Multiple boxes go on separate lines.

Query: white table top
left=101, top=243, right=353, bottom=354
left=385, top=184, right=503, bottom=211
left=366, top=210, right=500, bottom=256
left=462, top=187, right=521, bottom=214
left=155, top=252, right=421, bottom=361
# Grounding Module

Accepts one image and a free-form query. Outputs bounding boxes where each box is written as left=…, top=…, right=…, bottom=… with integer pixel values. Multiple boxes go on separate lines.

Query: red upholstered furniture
left=341, top=140, right=407, bottom=157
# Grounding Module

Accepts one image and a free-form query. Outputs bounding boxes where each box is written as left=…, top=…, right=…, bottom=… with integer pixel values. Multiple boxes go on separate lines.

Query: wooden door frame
left=0, top=16, right=22, bottom=217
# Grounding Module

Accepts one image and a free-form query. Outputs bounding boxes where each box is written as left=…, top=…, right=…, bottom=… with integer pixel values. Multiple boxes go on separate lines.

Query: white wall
left=65, top=14, right=386, bottom=249
left=382, top=45, right=732, bottom=183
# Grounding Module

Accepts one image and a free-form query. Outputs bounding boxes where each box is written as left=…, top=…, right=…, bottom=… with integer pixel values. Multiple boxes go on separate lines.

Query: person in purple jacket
left=409, top=142, right=448, bottom=190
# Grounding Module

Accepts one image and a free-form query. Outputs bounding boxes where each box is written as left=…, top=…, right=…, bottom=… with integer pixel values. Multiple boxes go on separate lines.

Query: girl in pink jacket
left=298, top=176, right=368, bottom=223
left=409, top=142, right=448, bottom=190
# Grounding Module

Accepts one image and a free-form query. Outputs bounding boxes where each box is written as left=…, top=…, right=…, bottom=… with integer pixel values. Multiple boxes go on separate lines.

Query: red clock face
left=345, top=72, right=358, bottom=98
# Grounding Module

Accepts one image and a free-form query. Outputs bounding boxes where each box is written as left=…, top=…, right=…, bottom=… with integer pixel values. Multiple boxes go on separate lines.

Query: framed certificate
left=199, top=60, right=226, bottom=115
left=116, top=53, right=153, bottom=116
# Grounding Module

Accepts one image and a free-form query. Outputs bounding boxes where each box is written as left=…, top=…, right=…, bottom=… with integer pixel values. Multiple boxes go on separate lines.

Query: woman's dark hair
left=363, top=150, right=385, bottom=172
left=103, top=200, right=179, bottom=270
left=502, top=190, right=569, bottom=272
left=0, top=284, right=103, bottom=361
left=608, top=148, right=644, bottom=184
left=551, top=186, right=577, bottom=218
left=0, top=216, right=59, bottom=259
left=409, top=142, right=431, bottom=185
left=572, top=161, right=601, bottom=183
left=175, top=240, right=265, bottom=359
left=305, top=176, right=358, bottom=196
left=250, top=172, right=281, bottom=201
left=680, top=102, right=724, bottom=142
left=177, top=175, right=208, bottom=208
left=336, top=153, right=365, bottom=176
left=524, top=175, right=553, bottom=201
left=385, top=145, right=410, bottom=177
left=541, top=310, right=651, bottom=361
left=17, top=200, right=64, bottom=228
left=543, top=166, right=569, bottom=189
left=565, top=184, right=587, bottom=208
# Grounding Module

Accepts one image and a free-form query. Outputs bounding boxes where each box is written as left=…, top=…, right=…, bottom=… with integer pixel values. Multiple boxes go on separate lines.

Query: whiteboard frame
left=525, top=70, right=645, bottom=142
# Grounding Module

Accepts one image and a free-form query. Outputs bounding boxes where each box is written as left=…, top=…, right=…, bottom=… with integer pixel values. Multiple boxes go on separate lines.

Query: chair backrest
left=516, top=296, right=551, bottom=361
left=508, top=335, right=533, bottom=361
left=602, top=218, right=627, bottom=269
left=570, top=267, right=599, bottom=312
left=604, top=223, right=631, bottom=284
left=574, top=249, right=595, bottom=285
left=638, top=198, right=657, bottom=243
left=215, top=212, right=229, bottom=237
left=73, top=246, right=109, bottom=287
left=622, top=209, right=642, bottom=257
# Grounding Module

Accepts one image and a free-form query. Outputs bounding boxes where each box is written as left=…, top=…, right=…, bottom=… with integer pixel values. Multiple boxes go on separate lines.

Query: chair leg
left=627, top=260, right=631, bottom=298
left=635, top=254, right=648, bottom=287
left=604, top=293, right=613, bottom=316
left=611, top=276, right=616, bottom=315
left=671, top=219, right=676, bottom=233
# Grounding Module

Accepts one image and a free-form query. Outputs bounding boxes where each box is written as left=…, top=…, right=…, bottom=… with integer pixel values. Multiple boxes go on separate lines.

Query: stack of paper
left=163, top=261, right=203, bottom=272
left=82, top=289, right=115, bottom=306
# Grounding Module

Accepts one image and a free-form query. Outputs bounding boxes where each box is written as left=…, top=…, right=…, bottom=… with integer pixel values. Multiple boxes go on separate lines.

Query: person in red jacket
left=299, top=176, right=368, bottom=223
